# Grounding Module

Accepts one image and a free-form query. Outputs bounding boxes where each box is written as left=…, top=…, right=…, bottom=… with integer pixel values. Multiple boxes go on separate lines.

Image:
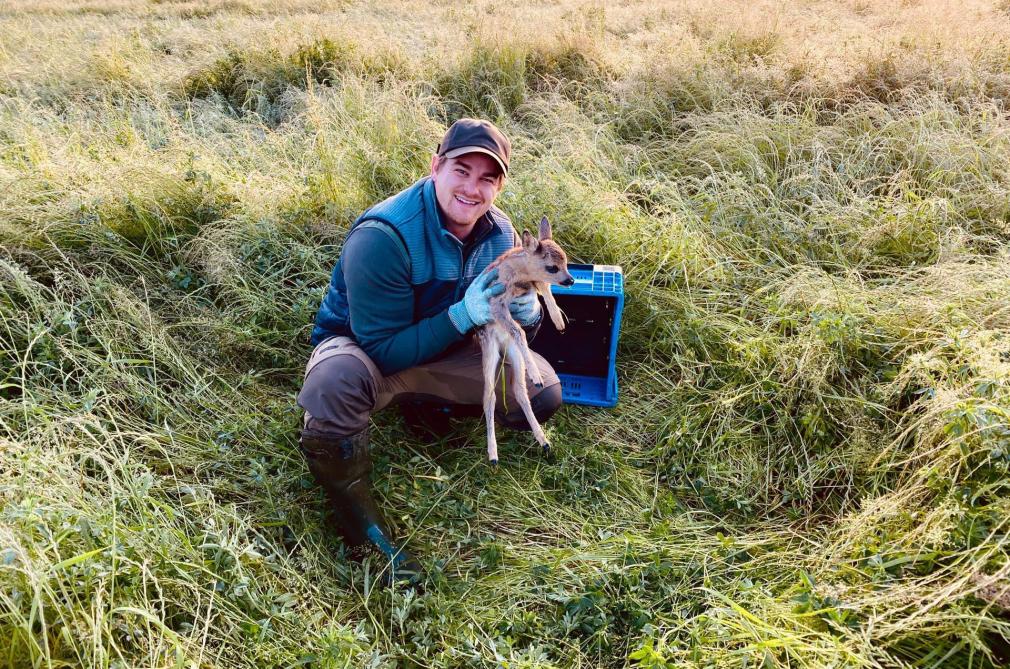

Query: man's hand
left=509, top=289, right=541, bottom=325
left=448, top=268, right=506, bottom=333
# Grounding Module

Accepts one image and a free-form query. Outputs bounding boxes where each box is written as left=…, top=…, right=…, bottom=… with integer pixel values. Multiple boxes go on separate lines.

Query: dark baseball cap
left=437, top=118, right=511, bottom=175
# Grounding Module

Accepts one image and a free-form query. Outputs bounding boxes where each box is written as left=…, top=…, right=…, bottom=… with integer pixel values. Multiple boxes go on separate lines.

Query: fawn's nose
left=561, top=276, right=575, bottom=286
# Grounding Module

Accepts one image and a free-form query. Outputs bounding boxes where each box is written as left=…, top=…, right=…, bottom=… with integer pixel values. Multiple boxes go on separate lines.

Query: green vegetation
left=2, top=0, right=1010, bottom=666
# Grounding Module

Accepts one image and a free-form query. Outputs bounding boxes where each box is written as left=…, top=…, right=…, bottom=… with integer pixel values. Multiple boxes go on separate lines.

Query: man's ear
left=429, top=154, right=441, bottom=177
left=538, top=216, right=552, bottom=240
left=522, top=230, right=540, bottom=253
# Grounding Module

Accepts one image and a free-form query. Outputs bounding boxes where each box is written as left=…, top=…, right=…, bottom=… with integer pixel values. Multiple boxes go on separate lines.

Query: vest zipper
left=453, top=218, right=498, bottom=301
left=454, top=243, right=466, bottom=301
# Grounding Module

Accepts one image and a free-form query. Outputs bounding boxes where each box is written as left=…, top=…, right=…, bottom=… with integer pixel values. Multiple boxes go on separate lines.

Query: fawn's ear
left=538, top=216, right=552, bottom=240
left=522, top=230, right=540, bottom=253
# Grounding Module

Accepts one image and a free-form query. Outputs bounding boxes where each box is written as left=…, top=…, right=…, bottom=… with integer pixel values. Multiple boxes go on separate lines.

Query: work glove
left=448, top=268, right=505, bottom=334
left=509, top=289, right=541, bottom=326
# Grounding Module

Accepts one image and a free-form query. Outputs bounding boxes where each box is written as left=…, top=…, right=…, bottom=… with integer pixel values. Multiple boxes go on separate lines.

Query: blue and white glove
left=509, top=289, right=541, bottom=325
left=448, top=269, right=505, bottom=333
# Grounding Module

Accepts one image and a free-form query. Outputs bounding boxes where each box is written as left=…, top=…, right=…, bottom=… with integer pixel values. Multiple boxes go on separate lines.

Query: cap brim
left=443, top=146, right=508, bottom=175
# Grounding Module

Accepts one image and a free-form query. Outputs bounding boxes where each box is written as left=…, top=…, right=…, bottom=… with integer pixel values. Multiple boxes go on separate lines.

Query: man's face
left=430, top=152, right=503, bottom=230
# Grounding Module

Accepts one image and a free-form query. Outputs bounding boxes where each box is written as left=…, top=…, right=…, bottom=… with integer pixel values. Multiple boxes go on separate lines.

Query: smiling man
left=297, top=119, right=563, bottom=584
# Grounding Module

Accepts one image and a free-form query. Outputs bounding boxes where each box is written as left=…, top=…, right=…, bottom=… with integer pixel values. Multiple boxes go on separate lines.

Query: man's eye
left=546, top=265, right=559, bottom=274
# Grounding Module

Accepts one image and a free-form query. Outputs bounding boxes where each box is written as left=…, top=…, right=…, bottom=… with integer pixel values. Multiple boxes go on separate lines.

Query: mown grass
left=2, top=0, right=1010, bottom=667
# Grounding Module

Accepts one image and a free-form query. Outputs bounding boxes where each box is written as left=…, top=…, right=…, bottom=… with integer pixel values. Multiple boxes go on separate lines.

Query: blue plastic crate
left=529, top=264, right=624, bottom=407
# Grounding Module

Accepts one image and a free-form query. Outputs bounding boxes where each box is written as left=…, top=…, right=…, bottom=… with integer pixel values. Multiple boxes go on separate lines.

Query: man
left=297, top=118, right=563, bottom=583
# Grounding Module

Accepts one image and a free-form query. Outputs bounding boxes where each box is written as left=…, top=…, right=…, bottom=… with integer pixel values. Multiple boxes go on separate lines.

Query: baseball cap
left=437, top=118, right=511, bottom=175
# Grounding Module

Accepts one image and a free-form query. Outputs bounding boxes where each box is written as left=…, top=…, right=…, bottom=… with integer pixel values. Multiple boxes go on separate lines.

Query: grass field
left=3, top=0, right=1010, bottom=666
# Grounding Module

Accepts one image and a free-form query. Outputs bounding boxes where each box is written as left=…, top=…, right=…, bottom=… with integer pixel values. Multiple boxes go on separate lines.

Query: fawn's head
left=519, top=216, right=575, bottom=287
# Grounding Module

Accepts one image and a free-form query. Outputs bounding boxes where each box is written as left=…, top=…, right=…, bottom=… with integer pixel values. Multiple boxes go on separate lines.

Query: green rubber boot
left=300, top=427, right=422, bottom=586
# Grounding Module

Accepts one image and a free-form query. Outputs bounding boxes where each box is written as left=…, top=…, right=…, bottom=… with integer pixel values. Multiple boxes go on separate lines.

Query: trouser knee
left=297, top=353, right=377, bottom=437
left=497, top=382, right=563, bottom=431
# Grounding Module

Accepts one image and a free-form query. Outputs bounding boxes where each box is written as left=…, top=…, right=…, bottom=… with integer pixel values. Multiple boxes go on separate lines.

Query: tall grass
left=2, top=0, right=1010, bottom=666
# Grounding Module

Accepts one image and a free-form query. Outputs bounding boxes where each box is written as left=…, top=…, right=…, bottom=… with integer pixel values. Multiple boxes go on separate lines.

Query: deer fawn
left=478, top=216, right=574, bottom=464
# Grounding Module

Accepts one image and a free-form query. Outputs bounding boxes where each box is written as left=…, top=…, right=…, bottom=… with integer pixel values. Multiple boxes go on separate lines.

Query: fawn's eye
left=545, top=265, right=559, bottom=274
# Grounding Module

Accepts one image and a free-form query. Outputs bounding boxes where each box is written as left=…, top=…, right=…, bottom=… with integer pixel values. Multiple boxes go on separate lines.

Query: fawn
left=478, top=216, right=574, bottom=464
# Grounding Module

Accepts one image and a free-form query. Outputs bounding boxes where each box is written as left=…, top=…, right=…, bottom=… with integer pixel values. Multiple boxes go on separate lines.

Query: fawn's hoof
left=534, top=382, right=543, bottom=389
left=489, top=459, right=498, bottom=467
left=542, top=443, right=551, bottom=458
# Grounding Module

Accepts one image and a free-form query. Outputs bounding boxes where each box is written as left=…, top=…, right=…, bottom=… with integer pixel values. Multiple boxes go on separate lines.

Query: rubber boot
left=299, top=427, right=422, bottom=585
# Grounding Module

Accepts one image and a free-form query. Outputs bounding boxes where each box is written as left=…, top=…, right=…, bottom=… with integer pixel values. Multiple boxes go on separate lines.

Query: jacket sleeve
left=342, top=226, right=465, bottom=376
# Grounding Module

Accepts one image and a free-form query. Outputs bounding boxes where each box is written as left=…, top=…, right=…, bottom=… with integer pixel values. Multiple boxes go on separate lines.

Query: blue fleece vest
left=310, top=177, right=519, bottom=347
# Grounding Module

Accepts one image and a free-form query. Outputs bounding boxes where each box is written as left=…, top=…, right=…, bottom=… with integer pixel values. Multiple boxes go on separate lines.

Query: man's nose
left=461, top=176, right=481, bottom=196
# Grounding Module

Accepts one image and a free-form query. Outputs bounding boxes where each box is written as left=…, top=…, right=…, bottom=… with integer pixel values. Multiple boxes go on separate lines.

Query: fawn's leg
left=503, top=316, right=544, bottom=388
left=505, top=339, right=550, bottom=453
left=480, top=331, right=502, bottom=464
left=517, top=327, right=543, bottom=389
left=535, top=281, right=566, bottom=332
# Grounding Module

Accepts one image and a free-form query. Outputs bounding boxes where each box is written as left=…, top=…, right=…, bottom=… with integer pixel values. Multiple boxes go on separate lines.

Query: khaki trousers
left=298, top=336, right=561, bottom=437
